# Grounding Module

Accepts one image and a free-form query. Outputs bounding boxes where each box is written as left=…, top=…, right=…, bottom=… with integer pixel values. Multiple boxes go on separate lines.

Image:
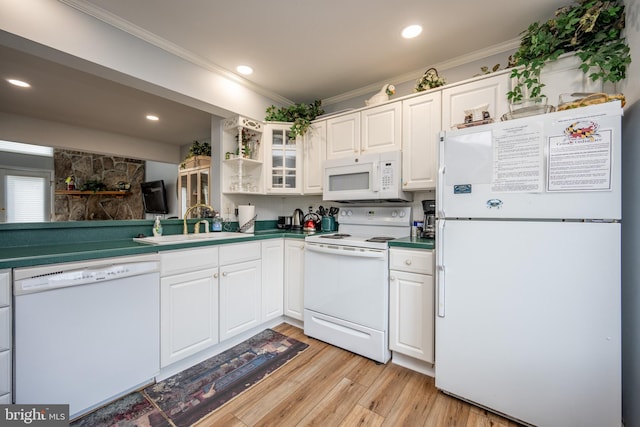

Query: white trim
left=58, top=0, right=294, bottom=106
left=322, top=38, right=521, bottom=106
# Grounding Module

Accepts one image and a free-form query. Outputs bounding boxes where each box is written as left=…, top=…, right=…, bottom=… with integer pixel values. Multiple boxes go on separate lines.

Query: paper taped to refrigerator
left=547, top=123, right=612, bottom=192
left=491, top=123, right=544, bottom=193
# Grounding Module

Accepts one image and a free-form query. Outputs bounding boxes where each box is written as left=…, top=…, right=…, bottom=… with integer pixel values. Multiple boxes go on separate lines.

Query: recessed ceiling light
left=7, top=78, right=31, bottom=88
left=146, top=115, right=159, bottom=121
left=236, top=65, right=253, bottom=75
left=402, top=25, right=423, bottom=39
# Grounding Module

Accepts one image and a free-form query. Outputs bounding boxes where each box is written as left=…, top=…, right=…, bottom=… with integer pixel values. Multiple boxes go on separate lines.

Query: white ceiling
left=0, top=0, right=568, bottom=146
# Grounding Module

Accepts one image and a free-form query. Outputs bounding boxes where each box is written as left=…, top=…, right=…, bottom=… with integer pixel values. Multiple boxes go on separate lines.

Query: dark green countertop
left=0, top=228, right=313, bottom=269
left=0, top=219, right=432, bottom=269
left=389, top=236, right=435, bottom=250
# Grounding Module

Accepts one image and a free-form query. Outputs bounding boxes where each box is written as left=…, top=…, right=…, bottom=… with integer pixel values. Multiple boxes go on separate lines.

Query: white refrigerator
left=435, top=102, right=622, bottom=427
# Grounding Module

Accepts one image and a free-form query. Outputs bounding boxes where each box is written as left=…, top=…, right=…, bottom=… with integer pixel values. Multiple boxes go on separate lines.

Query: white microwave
left=323, top=151, right=412, bottom=202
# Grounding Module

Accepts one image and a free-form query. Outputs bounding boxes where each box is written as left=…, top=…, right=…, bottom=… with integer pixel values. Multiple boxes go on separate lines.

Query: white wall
left=0, top=0, right=286, bottom=121
left=621, top=1, right=640, bottom=426
left=0, top=112, right=181, bottom=164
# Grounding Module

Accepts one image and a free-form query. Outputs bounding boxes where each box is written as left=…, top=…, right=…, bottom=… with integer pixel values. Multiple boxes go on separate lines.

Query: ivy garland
left=508, top=0, right=630, bottom=103
left=265, top=100, right=324, bottom=139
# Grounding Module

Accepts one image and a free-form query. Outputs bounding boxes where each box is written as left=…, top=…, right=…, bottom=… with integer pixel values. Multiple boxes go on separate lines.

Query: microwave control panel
left=380, top=161, right=394, bottom=190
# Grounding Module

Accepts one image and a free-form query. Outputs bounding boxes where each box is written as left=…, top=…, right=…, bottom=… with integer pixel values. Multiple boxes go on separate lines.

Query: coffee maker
left=421, top=199, right=436, bottom=239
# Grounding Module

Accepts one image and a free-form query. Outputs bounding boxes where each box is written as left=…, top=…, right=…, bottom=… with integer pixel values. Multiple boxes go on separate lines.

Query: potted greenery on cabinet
left=264, top=100, right=324, bottom=139
left=181, top=140, right=211, bottom=169
left=508, top=0, right=630, bottom=103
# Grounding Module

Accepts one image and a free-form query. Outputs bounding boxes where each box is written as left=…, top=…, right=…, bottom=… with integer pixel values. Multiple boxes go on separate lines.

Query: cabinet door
left=441, top=72, right=510, bottom=130
left=0, top=270, right=10, bottom=402
left=389, top=270, right=434, bottom=363
left=161, top=268, right=219, bottom=367
left=261, top=240, right=284, bottom=322
left=402, top=93, right=441, bottom=190
left=219, top=260, right=262, bottom=341
left=265, top=123, right=302, bottom=194
left=361, top=101, right=402, bottom=154
left=178, top=166, right=211, bottom=218
left=326, top=112, right=360, bottom=159
left=303, top=121, right=326, bottom=194
left=284, top=240, right=305, bottom=320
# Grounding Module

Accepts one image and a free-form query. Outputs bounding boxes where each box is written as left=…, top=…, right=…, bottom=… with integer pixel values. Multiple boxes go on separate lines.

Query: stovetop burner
left=365, top=236, right=396, bottom=243
left=319, top=233, right=351, bottom=239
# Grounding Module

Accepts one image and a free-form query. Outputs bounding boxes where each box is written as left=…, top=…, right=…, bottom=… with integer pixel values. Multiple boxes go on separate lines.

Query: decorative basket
left=181, top=155, right=211, bottom=169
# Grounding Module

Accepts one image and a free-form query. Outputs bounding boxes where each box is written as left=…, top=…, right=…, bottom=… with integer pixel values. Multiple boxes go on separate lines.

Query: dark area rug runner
left=71, top=328, right=308, bottom=427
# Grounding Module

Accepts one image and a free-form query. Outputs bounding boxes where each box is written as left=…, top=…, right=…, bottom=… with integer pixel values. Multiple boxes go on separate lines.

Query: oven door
left=323, top=157, right=378, bottom=201
left=303, top=242, right=388, bottom=330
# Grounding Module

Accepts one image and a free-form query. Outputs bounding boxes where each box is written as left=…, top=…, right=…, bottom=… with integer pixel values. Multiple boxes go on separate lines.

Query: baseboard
left=391, top=352, right=435, bottom=377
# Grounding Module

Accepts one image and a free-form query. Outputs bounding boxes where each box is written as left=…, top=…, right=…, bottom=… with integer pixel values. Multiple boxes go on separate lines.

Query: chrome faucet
left=183, top=203, right=216, bottom=234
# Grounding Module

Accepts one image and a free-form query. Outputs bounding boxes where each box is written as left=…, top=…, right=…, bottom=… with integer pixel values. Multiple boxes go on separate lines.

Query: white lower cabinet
left=284, top=239, right=305, bottom=320
left=160, top=248, right=219, bottom=367
left=261, top=240, right=284, bottom=322
left=0, top=269, right=10, bottom=403
left=389, top=248, right=434, bottom=364
left=219, top=242, right=262, bottom=341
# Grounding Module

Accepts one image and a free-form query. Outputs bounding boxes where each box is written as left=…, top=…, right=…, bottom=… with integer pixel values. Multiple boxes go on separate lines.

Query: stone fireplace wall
left=54, top=149, right=145, bottom=221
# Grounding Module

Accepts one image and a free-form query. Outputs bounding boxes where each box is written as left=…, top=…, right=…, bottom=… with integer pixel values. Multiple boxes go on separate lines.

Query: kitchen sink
left=133, top=232, right=253, bottom=245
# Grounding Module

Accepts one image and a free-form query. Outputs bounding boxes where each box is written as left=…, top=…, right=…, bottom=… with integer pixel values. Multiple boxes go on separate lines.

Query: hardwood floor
left=194, top=323, right=523, bottom=427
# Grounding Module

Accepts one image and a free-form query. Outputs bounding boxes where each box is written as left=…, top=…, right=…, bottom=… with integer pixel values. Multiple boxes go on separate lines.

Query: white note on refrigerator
left=491, top=123, right=544, bottom=193
left=547, top=120, right=613, bottom=192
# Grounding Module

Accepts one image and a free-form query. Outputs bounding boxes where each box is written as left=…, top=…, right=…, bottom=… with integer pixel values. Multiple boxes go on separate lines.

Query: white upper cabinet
left=264, top=123, right=303, bottom=194
left=361, top=102, right=402, bottom=154
left=441, top=72, right=510, bottom=130
left=326, top=112, right=360, bottom=159
left=402, top=92, right=441, bottom=190
left=303, top=121, right=326, bottom=195
left=326, top=102, right=402, bottom=159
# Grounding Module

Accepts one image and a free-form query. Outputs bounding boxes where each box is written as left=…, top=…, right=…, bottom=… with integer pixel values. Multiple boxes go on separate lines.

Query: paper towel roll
left=237, top=204, right=256, bottom=233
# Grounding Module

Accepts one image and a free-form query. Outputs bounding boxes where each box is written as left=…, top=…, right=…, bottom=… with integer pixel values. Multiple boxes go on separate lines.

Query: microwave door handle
left=371, top=162, right=380, bottom=193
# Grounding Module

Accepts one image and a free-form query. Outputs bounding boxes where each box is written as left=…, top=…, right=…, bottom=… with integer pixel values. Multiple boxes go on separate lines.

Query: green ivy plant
left=508, top=0, right=630, bottom=103
left=265, top=100, right=325, bottom=139
left=180, top=140, right=211, bottom=169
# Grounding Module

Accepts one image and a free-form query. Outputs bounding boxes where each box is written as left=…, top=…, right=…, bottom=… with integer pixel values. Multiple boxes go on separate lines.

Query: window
left=0, top=169, right=52, bottom=223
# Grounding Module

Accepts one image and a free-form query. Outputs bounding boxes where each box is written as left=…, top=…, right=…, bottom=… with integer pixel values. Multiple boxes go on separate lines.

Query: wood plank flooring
left=194, top=323, right=523, bottom=427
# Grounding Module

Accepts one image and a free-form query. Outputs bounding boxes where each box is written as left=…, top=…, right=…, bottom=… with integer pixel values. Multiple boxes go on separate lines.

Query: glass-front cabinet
left=264, top=123, right=302, bottom=194
left=178, top=165, right=209, bottom=218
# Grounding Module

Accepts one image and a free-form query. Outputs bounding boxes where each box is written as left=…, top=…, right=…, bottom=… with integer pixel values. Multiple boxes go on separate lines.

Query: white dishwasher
left=13, top=254, right=160, bottom=420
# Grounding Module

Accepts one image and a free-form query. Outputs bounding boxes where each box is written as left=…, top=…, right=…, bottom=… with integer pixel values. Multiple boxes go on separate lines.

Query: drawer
left=219, top=241, right=261, bottom=266
left=389, top=248, right=433, bottom=275
left=0, top=350, right=10, bottom=395
left=0, top=307, right=9, bottom=352
left=0, top=270, right=9, bottom=307
left=161, top=247, right=219, bottom=277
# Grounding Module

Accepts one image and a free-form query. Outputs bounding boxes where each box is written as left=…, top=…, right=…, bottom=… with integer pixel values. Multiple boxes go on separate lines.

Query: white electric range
left=303, top=206, right=411, bottom=363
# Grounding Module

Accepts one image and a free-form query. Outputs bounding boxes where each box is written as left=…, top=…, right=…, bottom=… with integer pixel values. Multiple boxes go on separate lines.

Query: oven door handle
left=305, top=243, right=386, bottom=259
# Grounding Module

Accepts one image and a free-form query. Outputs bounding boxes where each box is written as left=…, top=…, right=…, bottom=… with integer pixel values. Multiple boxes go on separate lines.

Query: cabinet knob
left=390, top=276, right=396, bottom=281
left=222, top=272, right=228, bottom=277
left=214, top=273, right=219, bottom=278
left=405, top=259, right=412, bottom=265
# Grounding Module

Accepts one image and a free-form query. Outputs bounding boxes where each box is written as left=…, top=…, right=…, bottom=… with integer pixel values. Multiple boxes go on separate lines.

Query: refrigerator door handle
left=437, top=218, right=445, bottom=317
left=437, top=132, right=445, bottom=218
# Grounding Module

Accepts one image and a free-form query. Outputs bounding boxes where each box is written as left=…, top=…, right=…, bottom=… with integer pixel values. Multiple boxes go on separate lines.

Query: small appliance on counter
left=277, top=216, right=292, bottom=230
left=292, top=208, right=304, bottom=230
left=421, top=199, right=436, bottom=239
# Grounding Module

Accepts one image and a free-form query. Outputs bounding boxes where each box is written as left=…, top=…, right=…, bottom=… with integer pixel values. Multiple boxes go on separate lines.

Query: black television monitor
left=140, top=180, right=169, bottom=214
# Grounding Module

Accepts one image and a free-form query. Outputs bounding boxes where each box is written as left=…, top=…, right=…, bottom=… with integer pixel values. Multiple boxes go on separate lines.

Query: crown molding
left=58, top=0, right=293, bottom=106
left=322, top=38, right=520, bottom=106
